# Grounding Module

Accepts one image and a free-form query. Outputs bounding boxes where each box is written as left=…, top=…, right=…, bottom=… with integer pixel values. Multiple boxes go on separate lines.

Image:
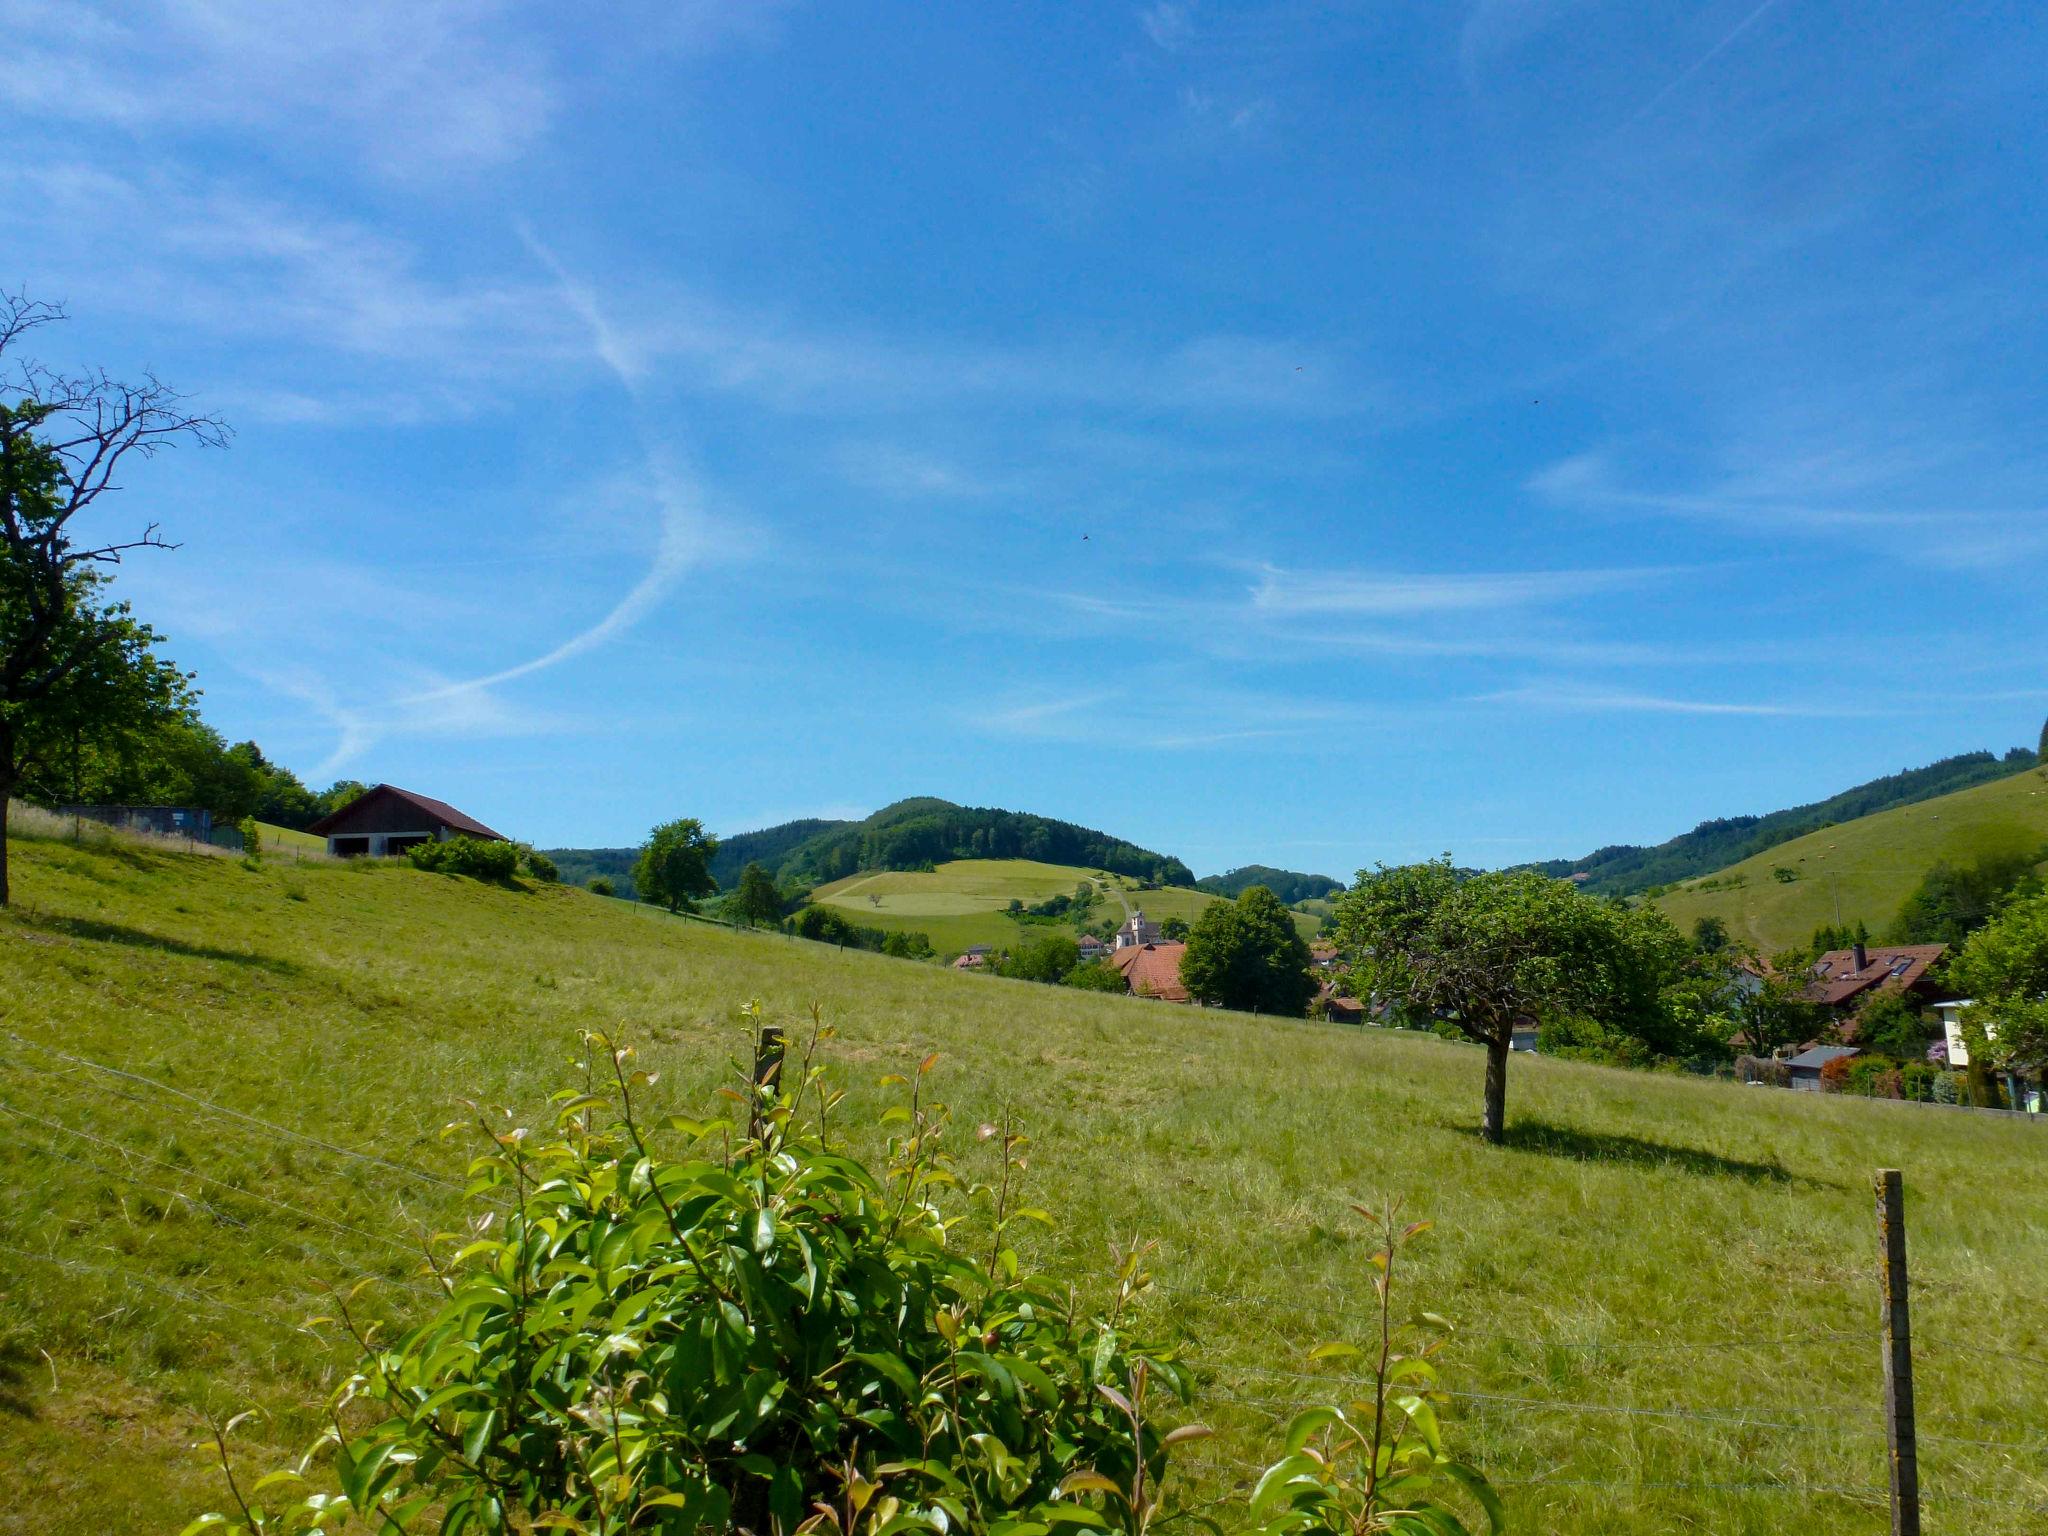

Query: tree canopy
left=1178, top=884, right=1316, bottom=1016
left=633, top=818, right=719, bottom=914
left=1334, top=859, right=1687, bottom=1142
left=1947, top=888, right=2048, bottom=1070
left=733, top=861, right=784, bottom=926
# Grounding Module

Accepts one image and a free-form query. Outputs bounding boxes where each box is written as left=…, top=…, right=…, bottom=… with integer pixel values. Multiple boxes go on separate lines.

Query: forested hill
left=1197, top=865, right=1343, bottom=904
left=707, top=818, right=853, bottom=890
left=549, top=799, right=1192, bottom=895
left=1531, top=746, right=2039, bottom=896
left=772, top=799, right=1193, bottom=886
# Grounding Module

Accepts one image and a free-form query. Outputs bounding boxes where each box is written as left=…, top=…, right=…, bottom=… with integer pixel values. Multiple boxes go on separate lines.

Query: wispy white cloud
left=1249, top=561, right=1674, bottom=617
left=0, top=0, right=556, bottom=181
left=1140, top=2, right=1194, bottom=52
left=1530, top=447, right=2048, bottom=570
left=1474, top=682, right=1871, bottom=718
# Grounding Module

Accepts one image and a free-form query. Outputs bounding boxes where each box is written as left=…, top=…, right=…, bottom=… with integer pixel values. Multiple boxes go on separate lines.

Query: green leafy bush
left=519, top=845, right=560, bottom=883
left=407, top=836, right=519, bottom=882
left=1064, top=960, right=1129, bottom=993
left=586, top=875, right=616, bottom=898
left=194, top=1029, right=1203, bottom=1535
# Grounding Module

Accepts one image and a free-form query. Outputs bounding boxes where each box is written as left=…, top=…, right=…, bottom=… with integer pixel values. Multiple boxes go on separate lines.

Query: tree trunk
left=0, top=774, right=12, bottom=910
left=1481, top=1032, right=1511, bottom=1145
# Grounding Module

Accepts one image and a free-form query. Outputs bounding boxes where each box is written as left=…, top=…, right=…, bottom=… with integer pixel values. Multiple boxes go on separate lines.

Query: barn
left=305, top=785, right=508, bottom=859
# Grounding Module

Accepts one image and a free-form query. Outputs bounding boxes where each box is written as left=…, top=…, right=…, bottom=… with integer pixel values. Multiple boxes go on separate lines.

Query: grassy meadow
left=1655, top=763, right=2048, bottom=951
left=814, top=858, right=1319, bottom=952
left=1, top=824, right=2045, bottom=1534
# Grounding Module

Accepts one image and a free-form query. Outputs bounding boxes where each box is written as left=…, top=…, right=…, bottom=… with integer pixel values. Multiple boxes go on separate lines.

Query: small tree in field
left=1334, top=858, right=1676, bottom=1144
left=734, top=860, right=783, bottom=926
left=1, top=295, right=225, bottom=905
left=1179, top=885, right=1317, bottom=1016
left=632, top=818, right=719, bottom=913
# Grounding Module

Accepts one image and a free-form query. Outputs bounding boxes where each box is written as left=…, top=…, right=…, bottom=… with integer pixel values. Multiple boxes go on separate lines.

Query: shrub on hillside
left=197, top=1028, right=1502, bottom=1536
left=586, top=874, right=616, bottom=897
left=518, top=845, right=559, bottom=883
left=197, top=1033, right=1199, bottom=1534
left=1065, top=959, right=1128, bottom=993
left=407, top=835, right=519, bottom=882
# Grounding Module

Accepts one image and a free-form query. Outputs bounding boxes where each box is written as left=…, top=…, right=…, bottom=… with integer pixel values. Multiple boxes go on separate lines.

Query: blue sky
left=6, top=1, right=2045, bottom=874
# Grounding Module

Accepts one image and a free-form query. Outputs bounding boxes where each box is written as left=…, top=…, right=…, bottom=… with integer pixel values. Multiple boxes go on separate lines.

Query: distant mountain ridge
left=549, top=797, right=1192, bottom=897
left=1197, top=865, right=1343, bottom=904
left=1531, top=747, right=2039, bottom=896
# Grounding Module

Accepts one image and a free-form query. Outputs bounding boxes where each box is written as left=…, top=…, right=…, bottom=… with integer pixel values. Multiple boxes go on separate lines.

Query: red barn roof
left=1110, top=941, right=1191, bottom=1003
left=305, top=784, right=507, bottom=841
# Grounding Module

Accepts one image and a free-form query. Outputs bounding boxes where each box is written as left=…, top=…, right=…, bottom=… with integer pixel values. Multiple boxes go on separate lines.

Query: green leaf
left=1440, top=1461, right=1507, bottom=1536
left=1307, top=1341, right=1363, bottom=1361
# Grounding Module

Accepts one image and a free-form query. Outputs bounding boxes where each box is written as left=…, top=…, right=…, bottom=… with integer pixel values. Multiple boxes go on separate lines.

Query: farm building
left=1110, top=940, right=1190, bottom=1003
left=306, top=785, right=507, bottom=859
left=1786, top=1044, right=1859, bottom=1091
left=1076, top=934, right=1109, bottom=963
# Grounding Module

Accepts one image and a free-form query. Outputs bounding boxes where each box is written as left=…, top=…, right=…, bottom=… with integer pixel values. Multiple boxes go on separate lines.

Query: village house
left=1934, top=999, right=2045, bottom=1113
left=1800, top=942, right=1947, bottom=1039
left=1110, top=940, right=1190, bottom=1003
left=1075, top=933, right=1109, bottom=963
left=305, top=785, right=508, bottom=859
left=1309, top=942, right=1341, bottom=970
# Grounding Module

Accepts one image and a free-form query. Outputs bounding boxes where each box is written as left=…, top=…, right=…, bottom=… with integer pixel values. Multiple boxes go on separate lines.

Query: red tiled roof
left=305, top=784, right=508, bottom=841
left=1110, top=941, right=1191, bottom=1003
left=1800, top=945, right=1946, bottom=1008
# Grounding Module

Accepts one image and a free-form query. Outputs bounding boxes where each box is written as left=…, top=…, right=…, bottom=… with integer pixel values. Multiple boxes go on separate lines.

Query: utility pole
left=1875, top=1169, right=1920, bottom=1536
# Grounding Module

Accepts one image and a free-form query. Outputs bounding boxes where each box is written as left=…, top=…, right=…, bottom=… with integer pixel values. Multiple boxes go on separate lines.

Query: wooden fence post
left=750, top=1025, right=785, bottom=1140
left=1875, top=1168, right=1920, bottom=1536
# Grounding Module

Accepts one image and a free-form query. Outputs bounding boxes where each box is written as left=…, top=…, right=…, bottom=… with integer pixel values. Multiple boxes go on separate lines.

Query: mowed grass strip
left=1655, top=764, right=2048, bottom=951
left=1, top=830, right=2044, bottom=1534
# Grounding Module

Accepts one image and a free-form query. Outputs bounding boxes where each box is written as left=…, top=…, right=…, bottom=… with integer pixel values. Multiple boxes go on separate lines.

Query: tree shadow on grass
left=1450, top=1117, right=1834, bottom=1189
left=20, top=915, right=300, bottom=975
left=0, top=1339, right=38, bottom=1417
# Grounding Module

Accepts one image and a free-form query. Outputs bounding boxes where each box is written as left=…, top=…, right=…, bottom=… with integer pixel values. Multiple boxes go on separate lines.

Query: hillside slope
left=1535, top=748, right=2038, bottom=895
left=2, top=829, right=2043, bottom=1534
left=1654, top=763, right=2048, bottom=951
left=810, top=858, right=1320, bottom=952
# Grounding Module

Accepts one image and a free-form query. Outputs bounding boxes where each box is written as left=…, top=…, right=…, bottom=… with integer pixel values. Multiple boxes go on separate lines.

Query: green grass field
left=250, top=821, right=328, bottom=858
left=814, top=859, right=1318, bottom=952
left=1655, top=764, right=2048, bottom=951
left=2, top=826, right=2045, bottom=1534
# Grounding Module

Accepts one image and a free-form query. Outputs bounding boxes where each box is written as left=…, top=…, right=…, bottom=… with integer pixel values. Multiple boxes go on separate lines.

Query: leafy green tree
left=632, top=817, right=719, bottom=913
left=1854, top=990, right=1935, bottom=1062
left=1733, top=973, right=1823, bottom=1060
left=1947, top=888, right=2048, bottom=1076
left=1179, top=884, right=1316, bottom=1017
left=997, top=931, right=1080, bottom=984
left=586, top=875, right=616, bottom=897
left=2039, top=714, right=2047, bottom=763
left=1, top=294, right=225, bottom=906
left=317, top=779, right=368, bottom=817
left=734, top=860, right=783, bottom=926
left=1160, top=915, right=1191, bottom=942
left=1335, top=859, right=1683, bottom=1143
left=2, top=575, right=197, bottom=900
left=1692, top=915, right=1729, bottom=954
left=1064, top=959, right=1128, bottom=992
left=1888, top=850, right=2043, bottom=945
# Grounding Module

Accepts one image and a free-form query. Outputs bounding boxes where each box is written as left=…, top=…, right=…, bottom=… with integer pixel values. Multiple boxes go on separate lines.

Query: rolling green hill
left=3, top=822, right=2044, bottom=1534
left=1655, top=763, right=2048, bottom=952
left=548, top=798, right=1193, bottom=900
left=1533, top=747, right=2039, bottom=896
left=813, top=858, right=1320, bottom=953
